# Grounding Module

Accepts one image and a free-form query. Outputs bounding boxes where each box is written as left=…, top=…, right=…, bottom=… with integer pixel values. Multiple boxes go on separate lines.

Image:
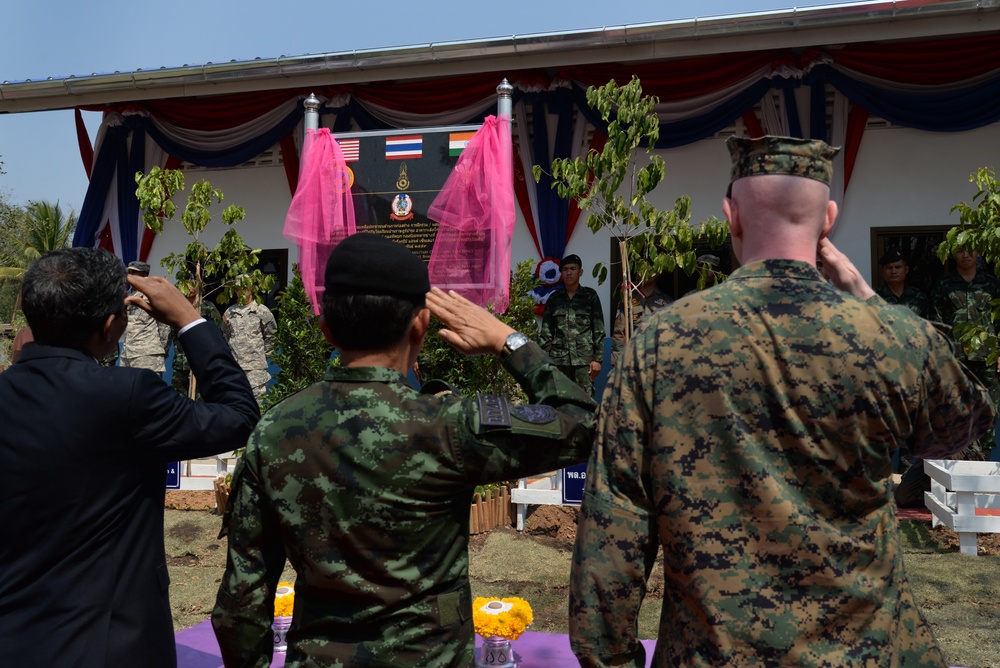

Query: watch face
left=507, top=332, right=529, bottom=351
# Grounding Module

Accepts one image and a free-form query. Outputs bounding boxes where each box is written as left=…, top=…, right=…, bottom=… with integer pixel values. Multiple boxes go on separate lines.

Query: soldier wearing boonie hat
left=215, top=232, right=597, bottom=666
left=569, top=135, right=993, bottom=666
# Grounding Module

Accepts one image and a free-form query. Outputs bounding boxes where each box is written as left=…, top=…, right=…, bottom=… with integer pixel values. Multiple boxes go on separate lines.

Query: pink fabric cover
left=283, top=128, right=357, bottom=314
left=427, top=114, right=514, bottom=312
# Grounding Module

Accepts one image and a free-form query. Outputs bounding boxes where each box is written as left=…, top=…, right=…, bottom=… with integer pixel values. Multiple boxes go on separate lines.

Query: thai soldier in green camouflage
left=222, top=287, right=277, bottom=401
left=171, top=288, right=223, bottom=397
left=120, top=262, right=172, bottom=376
left=213, top=233, right=596, bottom=667
left=876, top=247, right=930, bottom=318
left=539, top=253, right=605, bottom=396
left=611, top=275, right=670, bottom=367
left=569, top=136, right=996, bottom=667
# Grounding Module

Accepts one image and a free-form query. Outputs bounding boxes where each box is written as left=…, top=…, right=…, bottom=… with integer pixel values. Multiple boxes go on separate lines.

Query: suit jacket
left=0, top=321, right=259, bottom=668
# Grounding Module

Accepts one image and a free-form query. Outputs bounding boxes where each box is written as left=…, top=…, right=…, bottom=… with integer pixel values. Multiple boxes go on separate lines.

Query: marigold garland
left=472, top=596, right=533, bottom=640
left=274, top=581, right=295, bottom=617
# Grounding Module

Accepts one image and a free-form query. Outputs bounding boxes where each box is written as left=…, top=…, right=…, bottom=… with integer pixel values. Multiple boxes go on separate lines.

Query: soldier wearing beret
left=120, top=261, right=171, bottom=377
left=213, top=232, right=596, bottom=667
left=569, top=136, right=995, bottom=666
left=539, top=253, right=605, bottom=396
left=876, top=247, right=929, bottom=318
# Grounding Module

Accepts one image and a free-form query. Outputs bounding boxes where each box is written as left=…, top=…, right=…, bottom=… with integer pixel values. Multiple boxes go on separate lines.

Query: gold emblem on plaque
left=396, top=163, right=410, bottom=191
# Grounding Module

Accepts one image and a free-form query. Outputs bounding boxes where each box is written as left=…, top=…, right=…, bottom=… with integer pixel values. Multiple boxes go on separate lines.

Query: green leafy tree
left=533, top=75, right=728, bottom=345
left=418, top=260, right=539, bottom=405
left=938, top=166, right=1000, bottom=364
left=0, top=199, right=76, bottom=320
left=136, top=167, right=274, bottom=399
left=262, top=265, right=336, bottom=411
left=136, top=167, right=274, bottom=309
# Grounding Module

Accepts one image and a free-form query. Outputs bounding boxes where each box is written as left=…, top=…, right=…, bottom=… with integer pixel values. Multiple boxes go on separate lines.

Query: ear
left=103, top=310, right=124, bottom=342
left=722, top=197, right=741, bottom=241
left=318, top=317, right=336, bottom=346
left=819, top=200, right=839, bottom=240
left=410, top=307, right=431, bottom=347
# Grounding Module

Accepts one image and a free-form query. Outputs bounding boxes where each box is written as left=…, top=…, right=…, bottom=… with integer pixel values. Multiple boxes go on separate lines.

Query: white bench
left=923, top=459, right=1000, bottom=556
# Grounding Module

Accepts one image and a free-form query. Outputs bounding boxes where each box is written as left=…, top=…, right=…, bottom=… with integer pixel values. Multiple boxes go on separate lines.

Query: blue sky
left=0, top=0, right=859, bottom=212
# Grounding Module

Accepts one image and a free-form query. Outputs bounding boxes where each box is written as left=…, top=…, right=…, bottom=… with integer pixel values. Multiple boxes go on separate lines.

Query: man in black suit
left=0, top=248, right=260, bottom=667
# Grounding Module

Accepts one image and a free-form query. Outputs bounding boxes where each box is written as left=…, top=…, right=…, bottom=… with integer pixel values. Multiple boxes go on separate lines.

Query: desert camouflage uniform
left=172, top=300, right=223, bottom=397
left=570, top=260, right=995, bottom=667
left=213, top=342, right=595, bottom=667
left=876, top=284, right=930, bottom=319
left=539, top=286, right=604, bottom=395
left=222, top=300, right=276, bottom=400
left=610, top=288, right=670, bottom=367
left=121, top=291, right=171, bottom=375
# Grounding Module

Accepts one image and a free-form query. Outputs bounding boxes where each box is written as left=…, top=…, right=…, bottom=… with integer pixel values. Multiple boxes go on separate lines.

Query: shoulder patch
left=477, top=393, right=511, bottom=427
left=510, top=404, right=558, bottom=425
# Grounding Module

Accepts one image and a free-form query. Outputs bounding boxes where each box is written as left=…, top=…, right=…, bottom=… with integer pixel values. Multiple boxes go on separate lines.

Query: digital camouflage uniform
left=222, top=300, right=277, bottom=400
left=570, top=260, right=995, bottom=667
left=213, top=342, right=595, bottom=667
left=539, top=286, right=604, bottom=395
left=876, top=284, right=930, bottom=319
left=611, top=288, right=670, bottom=367
left=121, top=291, right=171, bottom=375
left=172, top=300, right=223, bottom=397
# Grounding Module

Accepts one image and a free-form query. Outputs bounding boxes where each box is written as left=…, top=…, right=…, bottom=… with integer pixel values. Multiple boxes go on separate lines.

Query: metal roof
left=2, top=0, right=999, bottom=113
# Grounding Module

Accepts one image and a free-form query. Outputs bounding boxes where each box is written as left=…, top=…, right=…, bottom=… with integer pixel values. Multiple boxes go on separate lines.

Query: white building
left=2, top=0, right=999, bottom=326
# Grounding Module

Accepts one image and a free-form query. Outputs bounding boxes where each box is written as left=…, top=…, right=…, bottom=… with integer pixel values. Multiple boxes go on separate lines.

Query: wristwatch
left=499, top=331, right=530, bottom=360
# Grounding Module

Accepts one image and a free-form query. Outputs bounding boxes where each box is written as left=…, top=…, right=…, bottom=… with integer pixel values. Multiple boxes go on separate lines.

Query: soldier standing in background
left=539, top=253, right=605, bottom=396
left=120, top=261, right=171, bottom=377
left=876, top=247, right=929, bottom=318
left=610, top=273, right=670, bottom=368
left=171, top=284, right=223, bottom=397
left=222, top=281, right=276, bottom=402
left=212, top=232, right=596, bottom=666
left=569, top=136, right=994, bottom=667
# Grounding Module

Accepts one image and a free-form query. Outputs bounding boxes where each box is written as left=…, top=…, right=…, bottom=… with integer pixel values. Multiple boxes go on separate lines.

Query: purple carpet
left=175, top=619, right=656, bottom=667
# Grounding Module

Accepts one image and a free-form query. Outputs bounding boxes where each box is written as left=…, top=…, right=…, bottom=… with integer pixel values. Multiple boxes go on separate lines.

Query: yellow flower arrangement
left=472, top=596, right=533, bottom=640
left=274, top=582, right=295, bottom=618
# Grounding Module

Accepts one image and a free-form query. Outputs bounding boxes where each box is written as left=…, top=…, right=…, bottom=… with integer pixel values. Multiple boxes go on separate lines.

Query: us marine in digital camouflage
left=212, top=232, right=596, bottom=667
left=569, top=136, right=996, bottom=667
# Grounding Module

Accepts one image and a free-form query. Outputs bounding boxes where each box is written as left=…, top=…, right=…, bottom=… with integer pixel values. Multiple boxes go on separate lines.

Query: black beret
left=325, top=232, right=430, bottom=300
left=561, top=254, right=582, bottom=268
left=879, top=248, right=906, bottom=265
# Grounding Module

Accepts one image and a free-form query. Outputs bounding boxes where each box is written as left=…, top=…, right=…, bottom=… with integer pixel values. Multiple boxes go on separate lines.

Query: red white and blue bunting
left=74, top=34, right=1000, bottom=265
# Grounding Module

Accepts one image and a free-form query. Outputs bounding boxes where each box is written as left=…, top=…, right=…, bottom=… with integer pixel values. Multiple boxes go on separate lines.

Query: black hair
left=21, top=248, right=128, bottom=349
left=322, top=292, right=422, bottom=352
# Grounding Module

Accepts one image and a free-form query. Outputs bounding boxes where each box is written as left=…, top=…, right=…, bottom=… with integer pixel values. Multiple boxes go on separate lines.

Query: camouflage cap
left=727, top=135, right=840, bottom=187
left=126, top=261, right=151, bottom=273
left=697, top=254, right=720, bottom=268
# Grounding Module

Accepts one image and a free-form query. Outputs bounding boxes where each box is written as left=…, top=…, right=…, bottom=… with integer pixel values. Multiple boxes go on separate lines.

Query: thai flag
left=385, top=135, right=422, bottom=160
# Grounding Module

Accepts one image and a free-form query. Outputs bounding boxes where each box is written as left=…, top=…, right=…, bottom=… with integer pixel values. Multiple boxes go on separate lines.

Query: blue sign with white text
left=562, top=464, right=587, bottom=505
left=165, top=462, right=181, bottom=490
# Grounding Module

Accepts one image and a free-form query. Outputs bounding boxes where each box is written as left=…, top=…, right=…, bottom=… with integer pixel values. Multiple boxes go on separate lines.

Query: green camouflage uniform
left=570, top=260, right=995, bottom=667
left=931, top=269, right=1000, bottom=458
left=876, top=284, right=930, bottom=319
left=223, top=300, right=277, bottom=400
left=172, top=300, right=223, bottom=397
left=213, top=341, right=595, bottom=667
left=121, top=291, right=172, bottom=375
left=539, top=286, right=605, bottom=395
left=611, top=288, right=671, bottom=367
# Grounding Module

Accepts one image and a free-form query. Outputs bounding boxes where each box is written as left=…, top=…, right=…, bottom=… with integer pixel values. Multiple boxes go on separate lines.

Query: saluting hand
left=126, top=275, right=201, bottom=331
left=817, top=238, right=876, bottom=301
left=426, top=288, right=515, bottom=357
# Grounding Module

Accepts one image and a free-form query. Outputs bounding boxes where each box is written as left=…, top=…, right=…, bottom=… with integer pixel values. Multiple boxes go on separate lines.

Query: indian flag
left=449, top=131, right=475, bottom=157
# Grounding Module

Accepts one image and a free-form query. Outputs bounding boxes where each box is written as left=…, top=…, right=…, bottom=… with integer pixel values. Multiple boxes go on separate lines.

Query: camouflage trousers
left=556, top=364, right=594, bottom=398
